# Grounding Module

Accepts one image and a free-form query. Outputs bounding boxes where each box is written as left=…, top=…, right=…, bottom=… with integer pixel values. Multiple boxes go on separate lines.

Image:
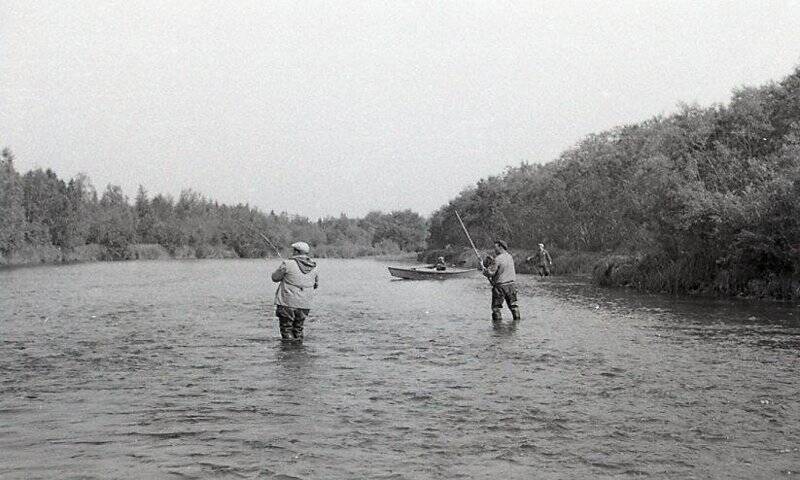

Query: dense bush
left=429, top=67, right=800, bottom=298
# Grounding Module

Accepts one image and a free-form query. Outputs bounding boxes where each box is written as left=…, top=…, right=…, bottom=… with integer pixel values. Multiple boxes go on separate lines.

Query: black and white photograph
left=1, top=1, right=799, bottom=478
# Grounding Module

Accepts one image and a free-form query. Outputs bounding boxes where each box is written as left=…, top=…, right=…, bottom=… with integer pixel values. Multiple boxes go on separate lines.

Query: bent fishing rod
left=454, top=210, right=485, bottom=273
left=234, top=220, right=283, bottom=259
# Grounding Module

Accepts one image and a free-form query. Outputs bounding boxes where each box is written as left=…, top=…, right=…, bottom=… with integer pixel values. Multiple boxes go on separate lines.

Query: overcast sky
left=2, top=1, right=799, bottom=218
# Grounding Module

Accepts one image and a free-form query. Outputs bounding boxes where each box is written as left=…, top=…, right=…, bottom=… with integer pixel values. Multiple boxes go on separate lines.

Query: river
left=1, top=258, right=798, bottom=479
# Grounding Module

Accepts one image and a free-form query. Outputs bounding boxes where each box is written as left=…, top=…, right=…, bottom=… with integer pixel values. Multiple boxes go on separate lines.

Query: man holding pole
left=453, top=211, right=521, bottom=323
left=483, top=240, right=521, bottom=323
left=271, top=241, right=319, bottom=342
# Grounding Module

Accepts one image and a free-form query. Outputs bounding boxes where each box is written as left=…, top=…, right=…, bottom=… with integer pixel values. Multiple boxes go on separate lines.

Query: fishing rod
left=454, top=210, right=485, bottom=272
left=234, top=219, right=284, bottom=259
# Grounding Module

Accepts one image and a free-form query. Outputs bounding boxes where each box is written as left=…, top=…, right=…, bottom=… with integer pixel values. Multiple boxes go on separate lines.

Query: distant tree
left=367, top=210, right=428, bottom=251
left=59, top=174, right=94, bottom=248
left=0, top=148, right=28, bottom=253
left=89, top=185, right=136, bottom=259
left=21, top=168, right=70, bottom=246
left=134, top=185, right=154, bottom=242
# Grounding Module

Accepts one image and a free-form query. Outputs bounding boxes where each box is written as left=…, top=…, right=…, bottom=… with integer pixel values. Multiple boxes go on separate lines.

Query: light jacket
left=484, top=251, right=516, bottom=284
left=531, top=249, right=552, bottom=266
left=272, top=255, right=319, bottom=309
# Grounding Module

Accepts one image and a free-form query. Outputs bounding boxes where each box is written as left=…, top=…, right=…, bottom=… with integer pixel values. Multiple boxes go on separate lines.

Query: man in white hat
left=271, top=241, right=319, bottom=342
left=526, top=243, right=553, bottom=277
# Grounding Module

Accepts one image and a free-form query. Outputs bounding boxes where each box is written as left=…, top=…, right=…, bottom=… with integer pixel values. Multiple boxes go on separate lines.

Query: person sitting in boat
left=434, top=256, right=447, bottom=271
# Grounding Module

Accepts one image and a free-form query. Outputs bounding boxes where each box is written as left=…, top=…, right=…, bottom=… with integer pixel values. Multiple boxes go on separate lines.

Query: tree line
left=0, top=152, right=428, bottom=262
left=429, top=67, right=800, bottom=298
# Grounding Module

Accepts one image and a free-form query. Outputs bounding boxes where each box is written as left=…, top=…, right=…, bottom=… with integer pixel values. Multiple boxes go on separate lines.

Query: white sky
left=2, top=1, right=800, bottom=218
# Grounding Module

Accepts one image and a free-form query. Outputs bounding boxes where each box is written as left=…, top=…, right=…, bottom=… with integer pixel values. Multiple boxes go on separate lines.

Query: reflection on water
left=491, top=319, right=518, bottom=336
left=1, top=259, right=798, bottom=479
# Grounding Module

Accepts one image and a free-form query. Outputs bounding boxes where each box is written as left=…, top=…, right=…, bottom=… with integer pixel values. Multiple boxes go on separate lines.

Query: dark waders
left=491, top=281, right=520, bottom=322
left=276, top=305, right=309, bottom=341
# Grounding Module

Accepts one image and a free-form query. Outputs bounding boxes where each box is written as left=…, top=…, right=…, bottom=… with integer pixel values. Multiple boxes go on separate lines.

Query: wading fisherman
left=483, top=240, right=521, bottom=322
left=271, top=241, right=319, bottom=342
left=526, top=243, right=553, bottom=277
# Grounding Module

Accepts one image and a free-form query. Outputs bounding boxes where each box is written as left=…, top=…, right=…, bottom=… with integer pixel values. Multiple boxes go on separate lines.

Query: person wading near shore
left=271, top=241, right=319, bottom=342
left=483, top=240, right=521, bottom=322
left=526, top=243, right=553, bottom=277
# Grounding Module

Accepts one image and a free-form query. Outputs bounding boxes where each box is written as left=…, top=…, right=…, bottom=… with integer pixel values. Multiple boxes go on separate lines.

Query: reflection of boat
left=388, top=266, right=476, bottom=280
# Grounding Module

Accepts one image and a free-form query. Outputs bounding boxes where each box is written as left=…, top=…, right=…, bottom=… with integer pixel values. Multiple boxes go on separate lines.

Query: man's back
left=490, top=251, right=516, bottom=284
left=272, top=256, right=319, bottom=309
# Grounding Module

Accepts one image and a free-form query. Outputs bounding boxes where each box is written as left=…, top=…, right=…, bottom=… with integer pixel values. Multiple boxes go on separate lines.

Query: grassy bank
left=0, top=243, right=240, bottom=268
left=593, top=254, right=800, bottom=300
left=420, top=247, right=799, bottom=300
left=0, top=243, right=421, bottom=268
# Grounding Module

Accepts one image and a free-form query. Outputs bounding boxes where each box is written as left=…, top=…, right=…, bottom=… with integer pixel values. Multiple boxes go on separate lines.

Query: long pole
left=454, top=210, right=484, bottom=272
left=235, top=220, right=283, bottom=259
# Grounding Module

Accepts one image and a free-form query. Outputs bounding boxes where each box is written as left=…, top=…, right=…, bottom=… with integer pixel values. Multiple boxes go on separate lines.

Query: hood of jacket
left=292, top=254, right=317, bottom=273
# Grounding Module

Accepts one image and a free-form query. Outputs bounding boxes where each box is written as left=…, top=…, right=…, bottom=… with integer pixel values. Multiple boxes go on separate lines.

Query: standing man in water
left=526, top=243, right=553, bottom=277
left=271, top=241, right=319, bottom=342
left=483, top=240, right=520, bottom=322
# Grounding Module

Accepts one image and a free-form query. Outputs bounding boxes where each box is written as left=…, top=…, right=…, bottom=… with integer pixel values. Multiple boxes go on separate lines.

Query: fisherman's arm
left=271, top=262, right=287, bottom=282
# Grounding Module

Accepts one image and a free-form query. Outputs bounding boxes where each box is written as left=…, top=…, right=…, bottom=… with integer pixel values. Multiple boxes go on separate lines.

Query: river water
left=1, top=258, right=798, bottom=479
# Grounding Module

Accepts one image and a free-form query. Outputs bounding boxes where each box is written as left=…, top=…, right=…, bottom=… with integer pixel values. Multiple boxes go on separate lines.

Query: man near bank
left=271, top=241, right=319, bottom=342
left=526, top=243, right=553, bottom=277
left=483, top=240, right=521, bottom=322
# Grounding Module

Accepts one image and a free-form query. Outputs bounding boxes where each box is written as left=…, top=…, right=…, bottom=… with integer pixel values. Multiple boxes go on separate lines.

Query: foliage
left=0, top=156, right=429, bottom=261
left=0, top=149, right=27, bottom=254
left=429, top=67, right=800, bottom=298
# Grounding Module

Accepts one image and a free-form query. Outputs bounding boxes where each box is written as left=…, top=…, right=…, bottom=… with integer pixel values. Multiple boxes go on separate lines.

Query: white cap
left=291, top=241, right=310, bottom=253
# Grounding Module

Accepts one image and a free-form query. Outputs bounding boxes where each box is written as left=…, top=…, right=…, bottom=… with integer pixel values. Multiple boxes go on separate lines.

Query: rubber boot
left=511, top=306, right=521, bottom=322
left=279, top=318, right=293, bottom=340
left=292, top=320, right=304, bottom=342
left=491, top=309, right=503, bottom=322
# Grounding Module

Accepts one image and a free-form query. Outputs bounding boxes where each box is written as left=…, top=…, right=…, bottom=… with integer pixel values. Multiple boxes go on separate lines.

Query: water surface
left=1, top=259, right=798, bottom=479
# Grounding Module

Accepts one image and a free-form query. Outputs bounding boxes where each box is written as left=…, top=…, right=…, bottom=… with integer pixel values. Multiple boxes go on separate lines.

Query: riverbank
left=0, top=243, right=238, bottom=268
left=0, top=244, right=421, bottom=269
left=419, top=248, right=800, bottom=300
left=593, top=254, right=800, bottom=300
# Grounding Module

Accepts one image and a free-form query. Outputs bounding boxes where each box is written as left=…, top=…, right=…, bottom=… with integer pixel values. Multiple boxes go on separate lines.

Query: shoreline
left=418, top=247, right=799, bottom=301
left=3, top=244, right=796, bottom=301
left=0, top=243, right=421, bottom=270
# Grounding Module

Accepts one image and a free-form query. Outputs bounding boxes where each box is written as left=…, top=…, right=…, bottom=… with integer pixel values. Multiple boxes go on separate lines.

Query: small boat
left=388, top=266, right=476, bottom=280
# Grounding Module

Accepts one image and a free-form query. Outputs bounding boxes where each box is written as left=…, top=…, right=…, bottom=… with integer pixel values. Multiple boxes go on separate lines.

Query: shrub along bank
left=427, top=66, right=800, bottom=300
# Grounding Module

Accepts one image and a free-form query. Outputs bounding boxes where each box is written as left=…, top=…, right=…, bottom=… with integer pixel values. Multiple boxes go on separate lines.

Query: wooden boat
left=388, top=266, right=476, bottom=280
